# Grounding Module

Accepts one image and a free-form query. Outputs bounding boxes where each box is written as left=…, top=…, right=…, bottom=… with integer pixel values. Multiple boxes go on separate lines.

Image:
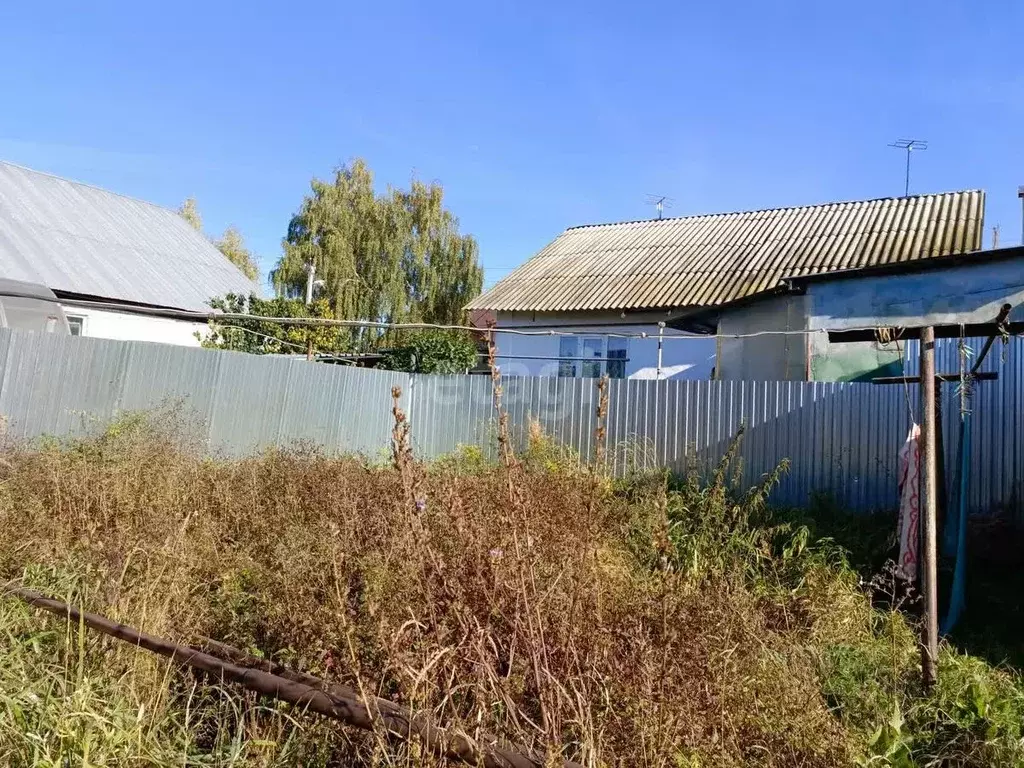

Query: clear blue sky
left=2, top=1, right=1022, bottom=289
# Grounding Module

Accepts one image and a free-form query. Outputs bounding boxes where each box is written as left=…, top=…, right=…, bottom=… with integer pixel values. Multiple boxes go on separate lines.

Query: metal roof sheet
left=0, top=161, right=260, bottom=311
left=467, top=190, right=985, bottom=312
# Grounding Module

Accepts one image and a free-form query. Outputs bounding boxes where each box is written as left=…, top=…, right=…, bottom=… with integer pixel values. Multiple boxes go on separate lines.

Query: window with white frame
left=557, top=335, right=628, bottom=379
left=67, top=315, right=85, bottom=336
left=581, top=337, right=603, bottom=378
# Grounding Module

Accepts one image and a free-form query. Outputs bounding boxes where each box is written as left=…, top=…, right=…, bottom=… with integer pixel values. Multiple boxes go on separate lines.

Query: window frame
left=606, top=337, right=628, bottom=379
left=66, top=315, right=86, bottom=336
left=558, top=336, right=579, bottom=377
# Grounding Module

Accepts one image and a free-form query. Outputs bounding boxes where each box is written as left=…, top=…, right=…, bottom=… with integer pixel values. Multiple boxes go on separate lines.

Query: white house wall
left=492, top=311, right=716, bottom=379
left=63, top=305, right=206, bottom=347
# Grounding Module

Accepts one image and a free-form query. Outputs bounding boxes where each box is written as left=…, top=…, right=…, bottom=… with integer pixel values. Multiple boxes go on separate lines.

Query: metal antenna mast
left=645, top=194, right=673, bottom=220
left=888, top=139, right=928, bottom=197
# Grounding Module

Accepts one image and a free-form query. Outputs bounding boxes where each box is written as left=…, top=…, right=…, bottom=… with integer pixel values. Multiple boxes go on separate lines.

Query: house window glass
left=582, top=337, right=603, bottom=378
left=558, top=337, right=578, bottom=377
left=607, top=337, right=628, bottom=379
left=67, top=316, right=85, bottom=336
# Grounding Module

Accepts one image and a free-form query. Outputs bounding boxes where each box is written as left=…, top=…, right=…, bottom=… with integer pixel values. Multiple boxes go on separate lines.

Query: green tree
left=214, top=226, right=260, bottom=281
left=198, top=293, right=347, bottom=356
left=271, top=159, right=483, bottom=329
left=380, top=330, right=480, bottom=373
left=178, top=197, right=202, bottom=231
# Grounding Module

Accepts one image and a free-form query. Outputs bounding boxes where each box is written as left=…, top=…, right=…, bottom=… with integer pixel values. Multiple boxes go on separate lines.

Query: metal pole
left=304, top=261, right=316, bottom=305
left=305, top=261, right=316, bottom=361
left=656, top=321, right=665, bottom=379
left=1019, top=190, right=1024, bottom=246
left=919, top=325, right=939, bottom=688
left=905, top=148, right=911, bottom=197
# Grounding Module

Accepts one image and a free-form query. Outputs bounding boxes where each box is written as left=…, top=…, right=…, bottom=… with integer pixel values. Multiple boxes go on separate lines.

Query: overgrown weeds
left=0, top=413, right=1022, bottom=766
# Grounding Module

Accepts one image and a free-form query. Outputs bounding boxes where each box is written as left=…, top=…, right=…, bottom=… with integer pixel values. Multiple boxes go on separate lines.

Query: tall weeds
left=0, top=412, right=1021, bottom=766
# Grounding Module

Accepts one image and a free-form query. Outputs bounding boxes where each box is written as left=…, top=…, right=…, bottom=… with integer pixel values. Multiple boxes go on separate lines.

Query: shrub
left=379, top=330, right=479, bottom=373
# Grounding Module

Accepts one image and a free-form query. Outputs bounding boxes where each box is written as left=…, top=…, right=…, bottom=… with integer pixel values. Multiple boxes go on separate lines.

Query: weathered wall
left=802, top=257, right=1024, bottom=381
left=716, top=295, right=809, bottom=380
left=807, top=258, right=1024, bottom=331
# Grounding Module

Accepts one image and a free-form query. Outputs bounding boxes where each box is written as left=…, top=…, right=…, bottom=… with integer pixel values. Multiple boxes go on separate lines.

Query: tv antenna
left=645, top=194, right=673, bottom=220
left=888, top=139, right=928, bottom=197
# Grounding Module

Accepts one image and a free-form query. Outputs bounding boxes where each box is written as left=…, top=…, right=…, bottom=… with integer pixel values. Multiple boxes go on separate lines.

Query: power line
left=61, top=296, right=924, bottom=343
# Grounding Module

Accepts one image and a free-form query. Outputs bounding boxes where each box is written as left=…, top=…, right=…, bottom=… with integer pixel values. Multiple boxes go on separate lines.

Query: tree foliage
left=379, top=331, right=479, bottom=374
left=178, top=198, right=203, bottom=231
left=178, top=200, right=260, bottom=282
left=198, top=293, right=346, bottom=355
left=271, top=159, right=483, bottom=328
left=214, top=226, right=260, bottom=281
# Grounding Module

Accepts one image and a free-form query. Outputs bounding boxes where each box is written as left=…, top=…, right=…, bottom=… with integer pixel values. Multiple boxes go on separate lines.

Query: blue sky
left=2, top=1, right=1022, bottom=289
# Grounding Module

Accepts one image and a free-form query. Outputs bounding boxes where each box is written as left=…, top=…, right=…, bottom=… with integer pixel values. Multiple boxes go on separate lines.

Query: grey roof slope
left=467, top=190, right=985, bottom=312
left=0, top=161, right=260, bottom=311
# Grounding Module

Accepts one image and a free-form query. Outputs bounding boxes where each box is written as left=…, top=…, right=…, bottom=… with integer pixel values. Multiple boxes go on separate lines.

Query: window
left=558, top=337, right=578, bottom=377
left=67, top=316, right=85, bottom=336
left=581, top=337, right=603, bottom=378
left=559, top=335, right=610, bottom=378
left=607, top=337, right=628, bottom=379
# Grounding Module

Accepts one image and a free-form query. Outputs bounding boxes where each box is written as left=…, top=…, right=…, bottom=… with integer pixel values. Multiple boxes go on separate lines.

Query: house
left=467, top=191, right=985, bottom=380
left=694, top=244, right=1024, bottom=381
left=0, top=161, right=259, bottom=345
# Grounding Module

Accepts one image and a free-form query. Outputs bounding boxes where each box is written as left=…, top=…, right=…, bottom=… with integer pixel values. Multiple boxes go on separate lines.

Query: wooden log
left=6, top=586, right=580, bottom=768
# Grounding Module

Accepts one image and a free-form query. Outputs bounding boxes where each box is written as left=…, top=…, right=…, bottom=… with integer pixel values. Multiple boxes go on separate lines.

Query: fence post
left=919, top=326, right=939, bottom=689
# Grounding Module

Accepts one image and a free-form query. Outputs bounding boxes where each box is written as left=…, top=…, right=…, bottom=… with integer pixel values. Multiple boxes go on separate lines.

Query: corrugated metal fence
left=0, top=328, right=1018, bottom=513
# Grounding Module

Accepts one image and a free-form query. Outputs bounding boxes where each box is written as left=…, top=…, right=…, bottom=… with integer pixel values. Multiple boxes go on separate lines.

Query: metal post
left=919, top=326, right=939, bottom=688
left=904, top=148, right=911, bottom=197
left=304, top=261, right=316, bottom=305
left=1018, top=187, right=1024, bottom=246
left=305, top=261, right=316, bottom=361
left=656, top=321, right=665, bottom=379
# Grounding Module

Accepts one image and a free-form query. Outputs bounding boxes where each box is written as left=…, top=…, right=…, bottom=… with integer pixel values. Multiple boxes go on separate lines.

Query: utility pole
left=889, top=139, right=928, bottom=197
left=656, top=321, right=665, bottom=379
left=992, top=224, right=1000, bottom=249
left=1017, top=187, right=1024, bottom=245
left=919, top=326, right=939, bottom=689
left=304, top=261, right=316, bottom=361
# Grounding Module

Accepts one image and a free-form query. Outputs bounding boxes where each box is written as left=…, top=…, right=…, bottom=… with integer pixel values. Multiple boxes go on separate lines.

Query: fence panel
left=0, top=328, right=1018, bottom=513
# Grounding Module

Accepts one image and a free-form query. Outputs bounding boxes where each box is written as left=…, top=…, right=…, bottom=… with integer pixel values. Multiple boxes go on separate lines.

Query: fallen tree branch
left=6, top=586, right=581, bottom=768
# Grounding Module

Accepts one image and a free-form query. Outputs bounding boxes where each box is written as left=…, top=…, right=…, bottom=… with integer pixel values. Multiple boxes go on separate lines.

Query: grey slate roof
left=0, top=161, right=260, bottom=311
left=467, top=190, right=985, bottom=312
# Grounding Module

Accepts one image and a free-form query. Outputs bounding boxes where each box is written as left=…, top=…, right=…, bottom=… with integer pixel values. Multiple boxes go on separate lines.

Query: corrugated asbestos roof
left=467, top=190, right=985, bottom=312
left=0, top=161, right=260, bottom=311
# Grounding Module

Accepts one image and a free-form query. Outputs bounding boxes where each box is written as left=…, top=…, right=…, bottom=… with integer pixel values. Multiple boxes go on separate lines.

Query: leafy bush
left=199, top=292, right=348, bottom=355
left=379, top=330, right=479, bottom=373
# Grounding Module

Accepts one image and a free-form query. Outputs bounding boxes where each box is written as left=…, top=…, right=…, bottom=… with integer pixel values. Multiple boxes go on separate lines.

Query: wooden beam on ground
left=4, top=586, right=580, bottom=768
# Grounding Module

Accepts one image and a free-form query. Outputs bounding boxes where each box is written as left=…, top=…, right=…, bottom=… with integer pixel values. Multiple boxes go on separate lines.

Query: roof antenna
left=645, top=194, right=673, bottom=220
left=888, top=139, right=928, bottom=197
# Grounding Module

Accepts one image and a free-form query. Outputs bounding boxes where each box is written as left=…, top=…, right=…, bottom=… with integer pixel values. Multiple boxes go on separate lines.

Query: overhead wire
left=60, top=297, right=902, bottom=343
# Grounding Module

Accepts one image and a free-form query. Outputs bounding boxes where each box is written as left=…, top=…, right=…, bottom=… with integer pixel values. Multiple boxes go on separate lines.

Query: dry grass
left=0, top=411, right=1021, bottom=766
